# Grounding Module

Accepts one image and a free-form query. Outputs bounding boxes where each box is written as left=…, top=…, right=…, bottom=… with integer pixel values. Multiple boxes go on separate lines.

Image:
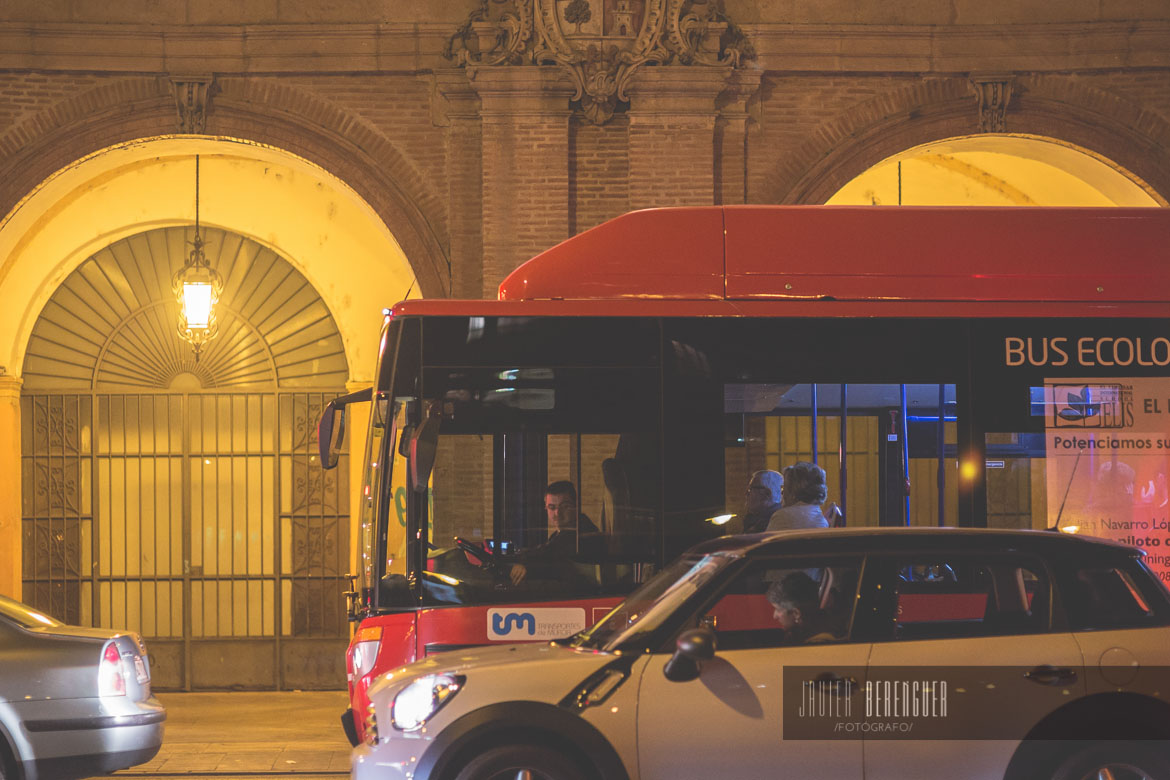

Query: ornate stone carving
left=171, top=75, right=214, bottom=134
left=970, top=74, right=1015, bottom=133
left=445, top=0, right=753, bottom=124
left=444, top=0, right=535, bottom=68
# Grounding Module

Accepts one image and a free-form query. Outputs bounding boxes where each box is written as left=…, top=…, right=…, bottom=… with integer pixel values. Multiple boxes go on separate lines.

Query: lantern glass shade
left=182, top=281, right=214, bottom=329
left=173, top=257, right=223, bottom=355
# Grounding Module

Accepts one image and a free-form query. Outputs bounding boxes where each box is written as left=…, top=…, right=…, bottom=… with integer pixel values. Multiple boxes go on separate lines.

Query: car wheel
left=1050, top=741, right=1170, bottom=780
left=453, top=744, right=589, bottom=780
left=0, top=738, right=15, bottom=780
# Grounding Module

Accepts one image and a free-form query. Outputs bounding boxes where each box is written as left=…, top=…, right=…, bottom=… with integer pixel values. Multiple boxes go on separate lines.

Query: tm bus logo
left=487, top=607, right=586, bottom=641
left=492, top=612, right=536, bottom=636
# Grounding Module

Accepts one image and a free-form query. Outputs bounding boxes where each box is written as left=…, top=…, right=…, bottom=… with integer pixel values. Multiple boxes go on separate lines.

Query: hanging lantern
left=173, top=155, right=223, bottom=361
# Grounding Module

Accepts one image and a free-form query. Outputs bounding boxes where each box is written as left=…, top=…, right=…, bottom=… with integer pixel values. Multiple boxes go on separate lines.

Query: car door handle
left=1024, top=665, right=1078, bottom=686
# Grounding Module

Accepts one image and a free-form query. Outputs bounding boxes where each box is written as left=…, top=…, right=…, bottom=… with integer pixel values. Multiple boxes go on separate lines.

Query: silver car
left=0, top=595, right=164, bottom=780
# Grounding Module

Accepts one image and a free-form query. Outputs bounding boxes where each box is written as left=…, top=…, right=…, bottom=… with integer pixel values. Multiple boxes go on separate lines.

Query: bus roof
left=496, top=206, right=1170, bottom=304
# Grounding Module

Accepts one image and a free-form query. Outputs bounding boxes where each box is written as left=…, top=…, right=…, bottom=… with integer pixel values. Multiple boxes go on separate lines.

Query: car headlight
left=391, top=673, right=464, bottom=731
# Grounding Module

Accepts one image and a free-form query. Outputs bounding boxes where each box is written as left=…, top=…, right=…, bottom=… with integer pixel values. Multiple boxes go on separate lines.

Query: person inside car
left=766, top=571, right=837, bottom=644
left=510, top=481, right=603, bottom=585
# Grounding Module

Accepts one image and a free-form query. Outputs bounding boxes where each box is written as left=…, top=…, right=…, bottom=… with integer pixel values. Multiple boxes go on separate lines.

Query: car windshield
left=0, top=594, right=63, bottom=628
left=570, top=552, right=738, bottom=652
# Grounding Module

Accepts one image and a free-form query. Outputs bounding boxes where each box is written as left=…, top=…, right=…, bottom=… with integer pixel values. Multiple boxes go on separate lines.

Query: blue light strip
left=901, top=384, right=910, bottom=527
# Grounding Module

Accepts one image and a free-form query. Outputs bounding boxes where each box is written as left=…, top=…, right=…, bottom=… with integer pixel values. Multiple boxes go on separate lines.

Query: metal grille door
left=20, top=391, right=348, bottom=690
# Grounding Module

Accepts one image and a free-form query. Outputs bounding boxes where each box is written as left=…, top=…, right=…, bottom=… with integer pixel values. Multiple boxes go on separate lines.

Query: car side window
left=697, top=557, right=863, bottom=651
left=1066, top=563, right=1157, bottom=630
left=878, top=555, right=1049, bottom=641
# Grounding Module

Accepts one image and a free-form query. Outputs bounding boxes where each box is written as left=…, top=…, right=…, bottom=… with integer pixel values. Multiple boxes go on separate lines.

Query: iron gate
left=20, top=391, right=349, bottom=690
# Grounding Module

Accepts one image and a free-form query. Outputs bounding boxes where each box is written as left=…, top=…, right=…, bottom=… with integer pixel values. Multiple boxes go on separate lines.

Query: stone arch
left=763, top=76, right=1170, bottom=206
left=0, top=75, right=451, bottom=300
left=211, top=79, right=451, bottom=297
left=758, top=78, right=973, bottom=205
left=0, top=139, right=413, bottom=385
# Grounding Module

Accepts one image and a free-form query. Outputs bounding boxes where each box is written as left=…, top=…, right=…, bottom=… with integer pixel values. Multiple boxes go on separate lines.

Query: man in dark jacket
left=721, top=469, right=784, bottom=535
left=510, top=481, right=603, bottom=584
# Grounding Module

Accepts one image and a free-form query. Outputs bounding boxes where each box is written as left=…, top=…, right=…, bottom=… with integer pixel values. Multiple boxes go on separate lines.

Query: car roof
left=690, top=526, right=1144, bottom=559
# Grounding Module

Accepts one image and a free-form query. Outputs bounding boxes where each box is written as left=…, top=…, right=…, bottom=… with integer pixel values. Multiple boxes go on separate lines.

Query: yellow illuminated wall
left=828, top=135, right=1162, bottom=207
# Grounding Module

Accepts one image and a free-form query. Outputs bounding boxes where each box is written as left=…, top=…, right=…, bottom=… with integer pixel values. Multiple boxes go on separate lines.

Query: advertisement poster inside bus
left=1044, top=377, right=1170, bottom=584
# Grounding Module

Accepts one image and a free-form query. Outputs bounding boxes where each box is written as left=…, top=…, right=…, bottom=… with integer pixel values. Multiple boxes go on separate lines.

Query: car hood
left=368, top=641, right=617, bottom=699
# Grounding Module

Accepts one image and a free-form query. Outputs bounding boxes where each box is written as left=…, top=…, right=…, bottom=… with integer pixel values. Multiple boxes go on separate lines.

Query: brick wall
left=0, top=20, right=1168, bottom=298
left=568, top=116, right=629, bottom=235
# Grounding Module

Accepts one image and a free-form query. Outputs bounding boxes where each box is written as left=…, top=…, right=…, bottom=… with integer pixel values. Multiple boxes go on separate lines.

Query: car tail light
left=99, top=642, right=128, bottom=697
left=351, top=625, right=382, bottom=681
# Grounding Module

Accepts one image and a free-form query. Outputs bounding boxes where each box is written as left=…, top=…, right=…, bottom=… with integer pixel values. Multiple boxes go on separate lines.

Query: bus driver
left=510, top=481, right=603, bottom=585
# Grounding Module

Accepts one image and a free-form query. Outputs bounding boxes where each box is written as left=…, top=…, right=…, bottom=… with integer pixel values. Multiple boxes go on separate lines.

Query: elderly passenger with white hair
left=767, top=461, right=830, bottom=531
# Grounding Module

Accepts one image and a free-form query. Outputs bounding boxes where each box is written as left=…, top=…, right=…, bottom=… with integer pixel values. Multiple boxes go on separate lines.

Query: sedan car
left=0, top=595, right=165, bottom=780
left=352, top=527, right=1170, bottom=780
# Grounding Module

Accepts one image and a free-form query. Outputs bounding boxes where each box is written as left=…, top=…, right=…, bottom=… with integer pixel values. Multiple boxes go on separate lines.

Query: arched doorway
left=21, top=226, right=351, bottom=690
left=0, top=138, right=421, bottom=682
left=827, top=134, right=1161, bottom=206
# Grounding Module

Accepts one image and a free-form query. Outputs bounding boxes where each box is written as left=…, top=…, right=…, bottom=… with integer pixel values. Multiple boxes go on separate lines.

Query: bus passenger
left=724, top=470, right=784, bottom=535
left=766, top=572, right=836, bottom=644
left=767, top=461, right=830, bottom=531
left=510, top=481, right=603, bottom=585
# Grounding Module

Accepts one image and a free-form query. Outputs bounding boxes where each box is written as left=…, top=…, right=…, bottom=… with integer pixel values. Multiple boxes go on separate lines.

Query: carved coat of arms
left=446, top=0, right=753, bottom=123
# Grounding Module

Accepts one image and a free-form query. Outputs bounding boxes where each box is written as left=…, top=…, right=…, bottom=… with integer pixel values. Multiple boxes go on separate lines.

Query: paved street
left=117, top=690, right=351, bottom=776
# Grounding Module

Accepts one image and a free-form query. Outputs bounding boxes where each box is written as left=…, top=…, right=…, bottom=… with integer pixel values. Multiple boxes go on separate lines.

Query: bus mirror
left=410, top=414, right=440, bottom=492
left=318, top=402, right=346, bottom=470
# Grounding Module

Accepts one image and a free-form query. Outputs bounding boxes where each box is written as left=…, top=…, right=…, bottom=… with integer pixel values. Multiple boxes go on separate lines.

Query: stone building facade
left=0, top=0, right=1166, bottom=687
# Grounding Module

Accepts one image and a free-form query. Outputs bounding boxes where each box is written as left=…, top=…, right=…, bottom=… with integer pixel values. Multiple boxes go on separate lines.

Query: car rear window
left=1066, top=564, right=1159, bottom=630
left=0, top=594, right=63, bottom=628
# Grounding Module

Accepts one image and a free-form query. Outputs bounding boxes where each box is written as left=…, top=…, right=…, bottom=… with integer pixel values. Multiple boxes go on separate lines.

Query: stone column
left=625, top=66, right=733, bottom=210
left=715, top=68, right=763, bottom=205
left=435, top=69, right=485, bottom=300
left=470, top=66, right=575, bottom=296
left=0, top=375, right=22, bottom=599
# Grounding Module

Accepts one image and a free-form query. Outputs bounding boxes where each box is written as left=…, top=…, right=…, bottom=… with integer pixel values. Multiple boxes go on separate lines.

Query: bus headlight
left=351, top=625, right=382, bottom=681
left=391, top=674, right=464, bottom=731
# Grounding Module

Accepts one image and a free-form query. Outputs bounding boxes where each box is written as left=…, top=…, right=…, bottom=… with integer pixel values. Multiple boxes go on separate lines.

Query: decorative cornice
left=969, top=73, right=1015, bottom=133
left=171, top=75, right=214, bottom=134
left=444, top=0, right=754, bottom=124
left=0, top=21, right=1165, bottom=75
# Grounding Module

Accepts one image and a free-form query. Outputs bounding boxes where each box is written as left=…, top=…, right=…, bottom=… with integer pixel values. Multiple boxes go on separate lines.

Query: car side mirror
left=663, top=627, right=716, bottom=683
left=317, top=402, right=346, bottom=470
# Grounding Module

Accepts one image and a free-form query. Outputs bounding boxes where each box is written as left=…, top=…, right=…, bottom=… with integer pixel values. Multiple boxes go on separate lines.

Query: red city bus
left=319, top=205, right=1170, bottom=744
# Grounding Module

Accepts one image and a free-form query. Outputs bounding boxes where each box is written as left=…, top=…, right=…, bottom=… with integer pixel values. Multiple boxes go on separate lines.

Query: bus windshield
left=369, top=315, right=666, bottom=610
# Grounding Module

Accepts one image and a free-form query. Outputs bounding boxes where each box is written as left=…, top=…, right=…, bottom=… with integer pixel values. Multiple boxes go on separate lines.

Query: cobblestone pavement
left=117, top=690, right=351, bottom=776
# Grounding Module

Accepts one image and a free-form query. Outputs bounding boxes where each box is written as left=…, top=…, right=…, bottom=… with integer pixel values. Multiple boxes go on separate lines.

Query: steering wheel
left=454, top=536, right=495, bottom=566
